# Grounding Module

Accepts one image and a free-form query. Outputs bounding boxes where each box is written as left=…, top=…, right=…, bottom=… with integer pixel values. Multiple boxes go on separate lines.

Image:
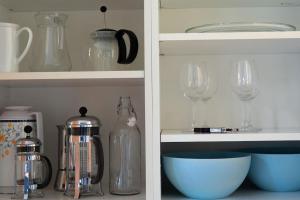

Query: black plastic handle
left=91, top=137, right=104, bottom=184
left=115, top=29, right=139, bottom=64
left=37, top=155, right=52, bottom=189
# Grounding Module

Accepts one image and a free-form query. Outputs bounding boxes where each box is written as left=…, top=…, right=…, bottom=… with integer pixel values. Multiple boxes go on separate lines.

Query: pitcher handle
left=16, top=27, right=33, bottom=64
left=37, top=155, right=52, bottom=189
left=115, top=29, right=138, bottom=64
left=91, top=137, right=104, bottom=184
left=31, top=112, right=44, bottom=153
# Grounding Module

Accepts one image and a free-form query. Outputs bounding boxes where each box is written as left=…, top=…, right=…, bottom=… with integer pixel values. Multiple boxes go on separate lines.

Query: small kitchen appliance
left=86, top=6, right=138, bottom=71
left=13, top=126, right=52, bottom=199
left=65, top=107, right=104, bottom=199
left=0, top=106, right=44, bottom=193
left=54, top=125, right=68, bottom=191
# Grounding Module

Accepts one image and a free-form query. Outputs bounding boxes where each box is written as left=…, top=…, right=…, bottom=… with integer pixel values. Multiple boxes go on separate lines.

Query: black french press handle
left=37, top=155, right=52, bottom=189
left=115, top=29, right=139, bottom=64
left=91, top=137, right=104, bottom=184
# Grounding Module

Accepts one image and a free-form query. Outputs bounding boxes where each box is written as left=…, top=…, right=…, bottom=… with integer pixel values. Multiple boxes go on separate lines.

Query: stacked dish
left=163, top=152, right=251, bottom=199
left=163, top=148, right=300, bottom=199
left=185, top=22, right=296, bottom=33
left=248, top=148, right=300, bottom=192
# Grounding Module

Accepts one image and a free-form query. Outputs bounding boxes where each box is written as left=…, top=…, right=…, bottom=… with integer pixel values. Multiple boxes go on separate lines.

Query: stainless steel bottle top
left=66, top=107, right=101, bottom=128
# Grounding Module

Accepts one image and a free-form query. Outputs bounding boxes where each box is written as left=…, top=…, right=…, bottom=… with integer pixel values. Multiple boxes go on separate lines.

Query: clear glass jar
left=31, top=12, right=72, bottom=72
left=109, top=97, right=141, bottom=195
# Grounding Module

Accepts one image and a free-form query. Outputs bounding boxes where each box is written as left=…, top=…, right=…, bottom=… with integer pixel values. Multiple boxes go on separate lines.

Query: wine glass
left=231, top=59, right=260, bottom=132
left=180, top=63, right=207, bottom=128
left=200, top=71, right=218, bottom=127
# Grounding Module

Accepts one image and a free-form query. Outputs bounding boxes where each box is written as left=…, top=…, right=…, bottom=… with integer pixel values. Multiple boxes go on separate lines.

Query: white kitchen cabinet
left=0, top=0, right=151, bottom=199
left=151, top=0, right=300, bottom=200
left=1, top=0, right=300, bottom=199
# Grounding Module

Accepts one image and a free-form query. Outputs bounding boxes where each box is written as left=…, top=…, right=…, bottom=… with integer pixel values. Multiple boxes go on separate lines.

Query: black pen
left=194, top=127, right=239, bottom=134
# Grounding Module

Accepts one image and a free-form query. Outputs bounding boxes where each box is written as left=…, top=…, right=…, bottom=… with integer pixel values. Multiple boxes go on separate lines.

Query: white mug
left=0, top=23, right=33, bottom=72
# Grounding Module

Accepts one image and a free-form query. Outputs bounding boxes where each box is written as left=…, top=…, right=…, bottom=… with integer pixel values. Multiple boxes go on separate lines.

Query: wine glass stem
left=202, top=100, right=209, bottom=127
left=242, top=101, right=251, bottom=130
left=192, top=101, right=197, bottom=128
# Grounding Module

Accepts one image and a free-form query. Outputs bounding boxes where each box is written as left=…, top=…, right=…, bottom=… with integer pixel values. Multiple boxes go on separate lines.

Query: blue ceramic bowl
left=248, top=148, right=300, bottom=192
left=163, top=152, right=251, bottom=199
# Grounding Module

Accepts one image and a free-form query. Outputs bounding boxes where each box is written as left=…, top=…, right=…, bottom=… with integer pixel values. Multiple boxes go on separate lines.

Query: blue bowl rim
left=162, top=151, right=251, bottom=160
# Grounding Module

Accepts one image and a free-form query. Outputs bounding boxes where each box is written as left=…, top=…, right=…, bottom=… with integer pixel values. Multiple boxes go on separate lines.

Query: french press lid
left=16, top=126, right=41, bottom=153
left=66, top=107, right=101, bottom=128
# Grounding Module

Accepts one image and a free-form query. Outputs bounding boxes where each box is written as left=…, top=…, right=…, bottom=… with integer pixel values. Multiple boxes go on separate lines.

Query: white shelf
left=159, top=32, right=300, bottom=55
left=162, top=188, right=300, bottom=200
left=161, top=129, right=300, bottom=143
left=45, top=189, right=145, bottom=200
left=160, top=0, right=300, bottom=9
left=0, top=189, right=146, bottom=200
left=0, top=0, right=143, bottom=11
left=0, top=71, right=144, bottom=87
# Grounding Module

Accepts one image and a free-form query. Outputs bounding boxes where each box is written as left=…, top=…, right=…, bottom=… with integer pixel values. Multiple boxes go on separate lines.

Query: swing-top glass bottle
left=109, top=96, right=141, bottom=195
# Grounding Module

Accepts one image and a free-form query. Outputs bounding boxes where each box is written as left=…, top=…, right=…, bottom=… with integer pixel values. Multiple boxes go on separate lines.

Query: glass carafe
left=86, top=29, right=138, bottom=71
left=31, top=12, right=72, bottom=72
left=86, top=30, right=119, bottom=71
left=109, top=97, right=141, bottom=195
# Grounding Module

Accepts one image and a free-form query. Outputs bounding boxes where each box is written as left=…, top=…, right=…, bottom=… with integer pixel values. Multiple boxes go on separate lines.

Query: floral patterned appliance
left=0, top=106, right=43, bottom=193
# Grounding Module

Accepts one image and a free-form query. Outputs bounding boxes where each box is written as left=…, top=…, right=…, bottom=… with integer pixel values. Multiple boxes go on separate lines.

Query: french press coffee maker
left=13, top=126, right=52, bottom=199
left=65, top=107, right=104, bottom=199
left=54, top=125, right=68, bottom=191
left=86, top=6, right=139, bottom=71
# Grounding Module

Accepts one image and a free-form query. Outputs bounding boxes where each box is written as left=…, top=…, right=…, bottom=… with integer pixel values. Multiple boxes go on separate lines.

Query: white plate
left=186, top=22, right=296, bottom=33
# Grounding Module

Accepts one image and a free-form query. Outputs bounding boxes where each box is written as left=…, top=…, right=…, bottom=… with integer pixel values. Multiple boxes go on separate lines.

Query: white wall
left=0, top=4, right=10, bottom=21
left=160, top=54, right=300, bottom=130
left=160, top=7, right=300, bottom=33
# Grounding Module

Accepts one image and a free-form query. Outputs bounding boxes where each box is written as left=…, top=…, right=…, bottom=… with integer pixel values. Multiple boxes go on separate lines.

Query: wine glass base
left=239, top=126, right=262, bottom=133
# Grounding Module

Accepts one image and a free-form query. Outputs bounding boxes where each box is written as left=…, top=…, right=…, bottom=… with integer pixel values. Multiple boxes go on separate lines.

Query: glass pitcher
left=109, top=97, right=141, bottom=195
left=86, top=29, right=138, bottom=71
left=85, top=6, right=138, bottom=71
left=31, top=12, right=72, bottom=72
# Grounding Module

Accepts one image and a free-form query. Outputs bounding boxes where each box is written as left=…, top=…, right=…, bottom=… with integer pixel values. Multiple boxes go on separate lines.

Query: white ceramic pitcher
left=0, top=106, right=44, bottom=193
left=0, top=23, right=33, bottom=72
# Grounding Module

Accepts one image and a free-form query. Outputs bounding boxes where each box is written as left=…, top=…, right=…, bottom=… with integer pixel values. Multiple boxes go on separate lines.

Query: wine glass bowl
left=181, top=64, right=207, bottom=101
left=232, top=60, right=259, bottom=101
left=201, top=73, right=218, bottom=102
left=180, top=63, right=207, bottom=128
